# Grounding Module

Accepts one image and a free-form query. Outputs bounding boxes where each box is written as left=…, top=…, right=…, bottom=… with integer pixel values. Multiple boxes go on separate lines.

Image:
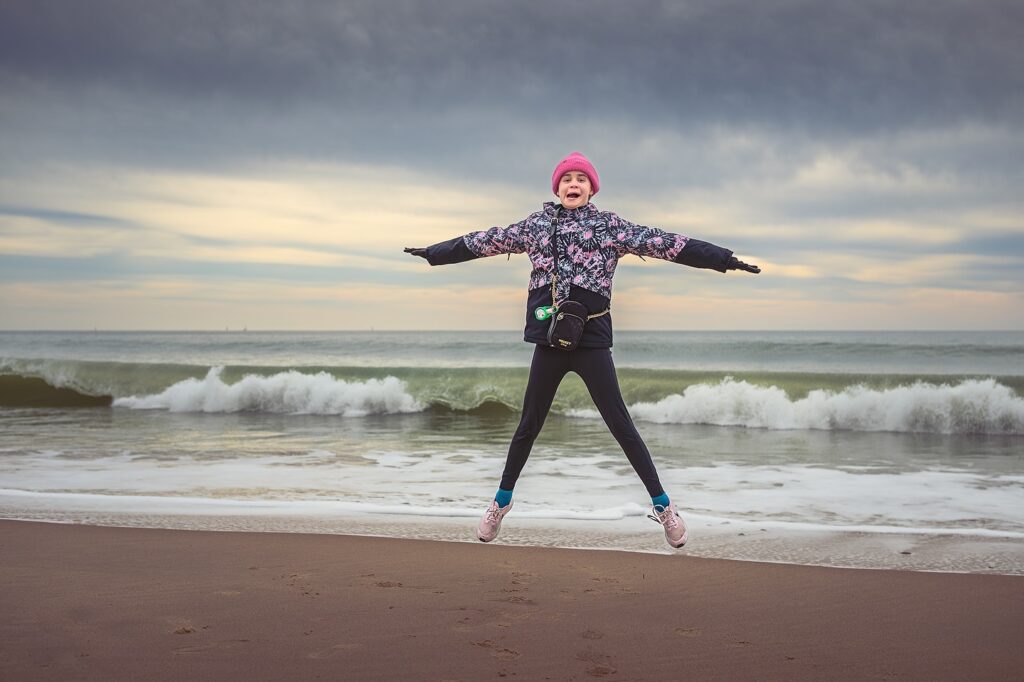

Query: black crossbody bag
left=545, top=210, right=609, bottom=351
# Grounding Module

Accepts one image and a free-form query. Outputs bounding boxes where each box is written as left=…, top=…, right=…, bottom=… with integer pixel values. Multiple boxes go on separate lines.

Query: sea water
left=1, top=330, right=1022, bottom=573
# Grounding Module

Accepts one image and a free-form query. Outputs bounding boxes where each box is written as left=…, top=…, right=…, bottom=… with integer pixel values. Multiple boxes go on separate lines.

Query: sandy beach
left=2, top=520, right=1022, bottom=680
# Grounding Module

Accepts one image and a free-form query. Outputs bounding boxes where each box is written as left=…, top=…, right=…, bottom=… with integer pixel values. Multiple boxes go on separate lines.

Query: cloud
left=3, top=1, right=1022, bottom=178
left=4, top=1, right=1021, bottom=124
left=0, top=161, right=528, bottom=252
left=1, top=0, right=1021, bottom=329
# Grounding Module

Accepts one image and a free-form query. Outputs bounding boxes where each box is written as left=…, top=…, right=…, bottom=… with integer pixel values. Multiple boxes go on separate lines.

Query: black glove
left=727, top=256, right=761, bottom=274
left=404, top=247, right=428, bottom=260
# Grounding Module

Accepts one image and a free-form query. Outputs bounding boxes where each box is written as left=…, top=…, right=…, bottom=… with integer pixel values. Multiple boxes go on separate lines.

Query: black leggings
left=499, top=345, right=665, bottom=498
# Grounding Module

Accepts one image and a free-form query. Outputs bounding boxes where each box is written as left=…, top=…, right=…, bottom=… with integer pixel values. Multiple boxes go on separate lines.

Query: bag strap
left=548, top=207, right=610, bottom=319
left=549, top=209, right=562, bottom=310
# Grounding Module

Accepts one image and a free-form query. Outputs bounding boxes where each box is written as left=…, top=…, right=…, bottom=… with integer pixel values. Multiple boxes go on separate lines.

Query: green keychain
left=534, top=305, right=556, bottom=321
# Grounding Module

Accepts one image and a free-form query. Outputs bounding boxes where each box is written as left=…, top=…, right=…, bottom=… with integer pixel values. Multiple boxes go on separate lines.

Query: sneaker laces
left=647, top=505, right=679, bottom=529
left=484, top=502, right=508, bottom=523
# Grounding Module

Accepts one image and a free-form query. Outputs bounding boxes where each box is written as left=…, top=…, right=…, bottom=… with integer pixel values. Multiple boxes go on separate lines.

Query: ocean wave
left=4, top=357, right=1024, bottom=433
left=0, top=374, right=111, bottom=407
left=566, top=377, right=1024, bottom=435
left=0, top=357, right=200, bottom=403
left=113, top=367, right=423, bottom=415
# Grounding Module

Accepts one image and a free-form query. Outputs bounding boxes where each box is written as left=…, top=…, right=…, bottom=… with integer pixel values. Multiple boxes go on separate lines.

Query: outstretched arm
left=404, top=215, right=533, bottom=266
left=675, top=238, right=760, bottom=274
left=403, top=236, right=479, bottom=266
left=612, top=215, right=760, bottom=274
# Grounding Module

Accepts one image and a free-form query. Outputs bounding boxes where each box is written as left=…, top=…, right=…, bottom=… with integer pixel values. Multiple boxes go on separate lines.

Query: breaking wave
left=113, top=367, right=423, bottom=416
left=2, top=357, right=1022, bottom=433
left=570, top=377, right=1024, bottom=435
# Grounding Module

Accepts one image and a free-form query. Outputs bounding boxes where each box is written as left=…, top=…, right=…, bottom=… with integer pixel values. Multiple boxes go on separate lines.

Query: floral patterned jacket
left=424, top=201, right=734, bottom=348
left=464, top=201, right=696, bottom=304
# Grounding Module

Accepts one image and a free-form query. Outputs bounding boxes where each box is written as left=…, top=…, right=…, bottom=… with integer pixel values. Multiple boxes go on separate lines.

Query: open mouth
left=566, top=191, right=581, bottom=200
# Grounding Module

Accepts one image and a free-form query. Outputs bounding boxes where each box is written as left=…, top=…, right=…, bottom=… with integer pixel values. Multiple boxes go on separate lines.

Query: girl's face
left=558, top=171, right=592, bottom=209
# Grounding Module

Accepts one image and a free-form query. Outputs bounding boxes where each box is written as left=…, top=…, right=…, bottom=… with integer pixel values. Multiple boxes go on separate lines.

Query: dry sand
left=2, top=519, right=1021, bottom=680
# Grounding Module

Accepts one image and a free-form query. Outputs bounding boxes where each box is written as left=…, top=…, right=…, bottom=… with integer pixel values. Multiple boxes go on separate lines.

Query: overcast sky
left=1, top=0, right=1021, bottom=330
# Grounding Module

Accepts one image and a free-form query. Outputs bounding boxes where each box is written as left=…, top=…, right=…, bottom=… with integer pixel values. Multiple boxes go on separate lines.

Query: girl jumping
left=405, top=152, right=760, bottom=547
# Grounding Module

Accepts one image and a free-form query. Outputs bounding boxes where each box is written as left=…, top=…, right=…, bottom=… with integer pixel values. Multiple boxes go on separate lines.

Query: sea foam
left=113, top=367, right=423, bottom=415
left=570, top=377, right=1024, bottom=434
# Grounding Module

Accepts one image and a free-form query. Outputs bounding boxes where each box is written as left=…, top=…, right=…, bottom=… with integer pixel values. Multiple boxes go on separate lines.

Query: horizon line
left=1, top=328, right=1021, bottom=334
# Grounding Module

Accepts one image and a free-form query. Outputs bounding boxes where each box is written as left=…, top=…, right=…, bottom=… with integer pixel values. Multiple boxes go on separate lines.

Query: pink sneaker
left=477, top=500, right=513, bottom=542
left=649, top=502, right=688, bottom=548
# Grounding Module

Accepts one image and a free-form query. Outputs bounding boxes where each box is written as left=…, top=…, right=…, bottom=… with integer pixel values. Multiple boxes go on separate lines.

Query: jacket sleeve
left=672, top=238, right=734, bottom=272
left=424, top=216, right=532, bottom=266
left=424, top=236, right=480, bottom=266
left=612, top=214, right=733, bottom=272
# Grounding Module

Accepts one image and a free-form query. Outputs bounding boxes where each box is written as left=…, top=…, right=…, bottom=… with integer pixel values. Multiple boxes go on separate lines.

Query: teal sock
left=494, top=488, right=514, bottom=507
left=651, top=493, right=670, bottom=509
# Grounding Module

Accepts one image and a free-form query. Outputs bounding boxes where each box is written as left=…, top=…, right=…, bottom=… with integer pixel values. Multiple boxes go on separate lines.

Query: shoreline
left=4, top=500, right=1024, bottom=575
left=3, top=519, right=1022, bottom=680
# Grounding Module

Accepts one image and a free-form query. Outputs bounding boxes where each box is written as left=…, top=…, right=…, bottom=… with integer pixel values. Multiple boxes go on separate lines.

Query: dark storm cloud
left=1, top=0, right=1020, bottom=208
left=3, top=0, right=1022, bottom=131
left=1, top=0, right=1021, bottom=283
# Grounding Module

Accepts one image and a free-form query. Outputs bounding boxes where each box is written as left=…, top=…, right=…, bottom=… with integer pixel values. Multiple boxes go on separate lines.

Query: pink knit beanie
left=551, top=152, right=600, bottom=196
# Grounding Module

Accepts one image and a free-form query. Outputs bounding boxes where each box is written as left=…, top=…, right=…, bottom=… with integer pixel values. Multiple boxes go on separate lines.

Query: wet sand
left=2, top=519, right=1022, bottom=680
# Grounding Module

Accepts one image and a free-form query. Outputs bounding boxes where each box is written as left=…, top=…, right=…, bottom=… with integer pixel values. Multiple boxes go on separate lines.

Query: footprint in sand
left=169, top=619, right=205, bottom=635
left=575, top=649, right=617, bottom=677
left=509, top=571, right=534, bottom=585
left=471, top=639, right=520, bottom=660
left=275, top=572, right=320, bottom=598
left=450, top=607, right=488, bottom=629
